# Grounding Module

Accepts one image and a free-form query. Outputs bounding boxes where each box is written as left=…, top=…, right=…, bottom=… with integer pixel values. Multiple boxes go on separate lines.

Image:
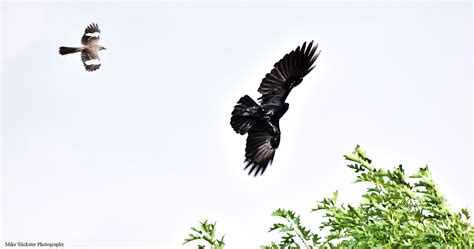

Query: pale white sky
left=1, top=1, right=472, bottom=248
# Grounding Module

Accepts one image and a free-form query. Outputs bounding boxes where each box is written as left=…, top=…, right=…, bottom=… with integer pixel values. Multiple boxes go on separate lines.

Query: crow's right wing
left=244, top=120, right=280, bottom=176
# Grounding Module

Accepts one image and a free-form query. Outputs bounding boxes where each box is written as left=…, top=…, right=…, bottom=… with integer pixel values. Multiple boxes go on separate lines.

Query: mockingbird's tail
left=59, top=46, right=82, bottom=55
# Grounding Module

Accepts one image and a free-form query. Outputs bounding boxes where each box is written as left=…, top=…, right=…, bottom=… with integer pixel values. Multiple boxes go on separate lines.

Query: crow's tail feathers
left=231, top=95, right=262, bottom=135
left=59, top=46, right=81, bottom=55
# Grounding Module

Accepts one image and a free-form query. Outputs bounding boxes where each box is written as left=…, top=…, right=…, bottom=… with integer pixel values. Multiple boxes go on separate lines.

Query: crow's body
left=231, top=41, right=320, bottom=176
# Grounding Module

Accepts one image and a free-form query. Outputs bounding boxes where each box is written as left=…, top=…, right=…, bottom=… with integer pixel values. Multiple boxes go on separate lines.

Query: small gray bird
left=59, top=23, right=106, bottom=72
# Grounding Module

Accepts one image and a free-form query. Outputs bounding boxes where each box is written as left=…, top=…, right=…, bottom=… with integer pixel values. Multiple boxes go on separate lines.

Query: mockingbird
left=230, top=41, right=320, bottom=176
left=59, top=23, right=106, bottom=72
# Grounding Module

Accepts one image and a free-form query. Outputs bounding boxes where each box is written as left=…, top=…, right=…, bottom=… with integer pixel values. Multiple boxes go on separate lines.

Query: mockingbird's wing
left=81, top=23, right=100, bottom=45
left=81, top=49, right=101, bottom=71
left=244, top=120, right=280, bottom=176
left=258, top=41, right=320, bottom=104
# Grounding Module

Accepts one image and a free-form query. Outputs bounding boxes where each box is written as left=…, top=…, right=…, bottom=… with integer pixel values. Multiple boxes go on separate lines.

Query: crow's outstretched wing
left=244, top=120, right=280, bottom=176
left=81, top=23, right=101, bottom=45
left=258, top=41, right=320, bottom=104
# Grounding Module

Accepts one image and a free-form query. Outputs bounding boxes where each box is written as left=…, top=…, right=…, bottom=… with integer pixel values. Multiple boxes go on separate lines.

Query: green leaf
left=185, top=146, right=474, bottom=248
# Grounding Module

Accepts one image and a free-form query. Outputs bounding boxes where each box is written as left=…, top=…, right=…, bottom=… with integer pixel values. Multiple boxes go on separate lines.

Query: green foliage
left=261, top=209, right=321, bottom=249
left=317, top=145, right=473, bottom=247
left=185, top=146, right=473, bottom=248
left=183, top=220, right=225, bottom=249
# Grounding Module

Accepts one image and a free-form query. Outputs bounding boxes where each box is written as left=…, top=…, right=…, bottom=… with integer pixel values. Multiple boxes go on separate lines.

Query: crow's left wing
left=258, top=41, right=320, bottom=104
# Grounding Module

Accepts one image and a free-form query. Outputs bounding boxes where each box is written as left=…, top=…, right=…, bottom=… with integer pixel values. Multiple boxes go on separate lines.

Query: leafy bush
left=183, top=220, right=225, bottom=249
left=184, top=146, right=473, bottom=248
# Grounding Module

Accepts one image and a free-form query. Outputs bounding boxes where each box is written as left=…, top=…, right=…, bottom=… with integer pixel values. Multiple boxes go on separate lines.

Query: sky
left=1, top=1, right=472, bottom=248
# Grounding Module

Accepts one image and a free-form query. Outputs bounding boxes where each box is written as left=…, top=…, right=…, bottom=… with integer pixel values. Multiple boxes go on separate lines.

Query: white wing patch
left=85, top=32, right=100, bottom=37
left=84, top=59, right=100, bottom=65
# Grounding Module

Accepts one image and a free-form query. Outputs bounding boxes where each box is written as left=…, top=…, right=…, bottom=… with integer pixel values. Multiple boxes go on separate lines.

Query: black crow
left=230, top=41, right=320, bottom=176
left=59, top=23, right=106, bottom=72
